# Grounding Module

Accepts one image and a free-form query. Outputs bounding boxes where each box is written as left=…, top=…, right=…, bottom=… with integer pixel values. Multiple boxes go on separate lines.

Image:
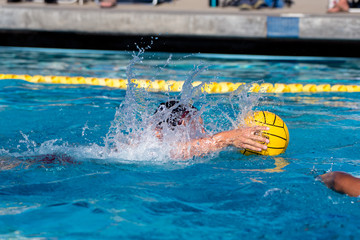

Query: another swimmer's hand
left=213, top=126, right=270, bottom=152
left=320, top=171, right=360, bottom=197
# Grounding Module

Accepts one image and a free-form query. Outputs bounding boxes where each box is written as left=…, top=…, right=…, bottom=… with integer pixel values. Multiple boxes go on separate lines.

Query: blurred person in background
left=100, top=0, right=116, bottom=7
left=328, top=0, right=360, bottom=13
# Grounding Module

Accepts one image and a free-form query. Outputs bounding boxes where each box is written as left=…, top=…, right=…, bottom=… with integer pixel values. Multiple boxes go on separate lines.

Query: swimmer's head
left=154, top=100, right=199, bottom=131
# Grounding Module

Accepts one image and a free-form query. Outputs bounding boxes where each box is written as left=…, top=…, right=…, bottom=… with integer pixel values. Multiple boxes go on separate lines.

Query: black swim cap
left=154, top=100, right=198, bottom=129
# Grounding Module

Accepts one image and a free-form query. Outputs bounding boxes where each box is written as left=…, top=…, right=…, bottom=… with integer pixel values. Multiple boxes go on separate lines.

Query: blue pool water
left=1, top=47, right=360, bottom=239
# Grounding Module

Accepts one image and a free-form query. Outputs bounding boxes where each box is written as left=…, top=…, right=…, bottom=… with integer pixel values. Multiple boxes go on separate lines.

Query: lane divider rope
left=1, top=74, right=360, bottom=93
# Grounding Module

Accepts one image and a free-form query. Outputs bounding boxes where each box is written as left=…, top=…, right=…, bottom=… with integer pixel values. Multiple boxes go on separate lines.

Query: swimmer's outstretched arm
left=172, top=126, right=270, bottom=159
left=320, top=171, right=360, bottom=197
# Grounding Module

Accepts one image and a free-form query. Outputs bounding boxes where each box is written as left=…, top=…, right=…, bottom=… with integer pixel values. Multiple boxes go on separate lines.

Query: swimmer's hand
left=213, top=126, right=270, bottom=152
left=320, top=171, right=360, bottom=197
left=172, top=126, right=269, bottom=159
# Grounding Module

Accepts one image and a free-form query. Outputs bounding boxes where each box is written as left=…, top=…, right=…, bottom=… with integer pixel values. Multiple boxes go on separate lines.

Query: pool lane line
left=1, top=74, right=360, bottom=94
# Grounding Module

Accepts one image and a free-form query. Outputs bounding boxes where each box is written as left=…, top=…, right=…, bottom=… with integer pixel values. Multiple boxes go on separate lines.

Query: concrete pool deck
left=0, top=0, right=360, bottom=56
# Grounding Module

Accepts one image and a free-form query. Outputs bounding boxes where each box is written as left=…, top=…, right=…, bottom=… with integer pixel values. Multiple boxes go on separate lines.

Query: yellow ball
left=241, top=111, right=290, bottom=156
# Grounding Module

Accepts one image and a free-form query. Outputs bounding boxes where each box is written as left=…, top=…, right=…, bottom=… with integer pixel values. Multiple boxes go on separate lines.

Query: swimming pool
left=1, top=47, right=360, bottom=239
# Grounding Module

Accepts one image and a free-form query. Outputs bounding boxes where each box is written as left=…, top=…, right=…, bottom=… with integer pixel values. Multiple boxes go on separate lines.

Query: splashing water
left=102, top=50, right=169, bottom=161
left=2, top=50, right=263, bottom=164
left=229, top=82, right=264, bottom=127
left=102, top=53, right=210, bottom=161
left=100, top=52, right=263, bottom=162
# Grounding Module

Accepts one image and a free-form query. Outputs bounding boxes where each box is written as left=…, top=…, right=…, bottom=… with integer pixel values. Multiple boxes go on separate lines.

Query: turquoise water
left=1, top=47, right=360, bottom=239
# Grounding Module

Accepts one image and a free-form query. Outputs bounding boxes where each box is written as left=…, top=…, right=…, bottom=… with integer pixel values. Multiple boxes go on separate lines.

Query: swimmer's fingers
left=227, top=127, right=269, bottom=150
left=248, top=125, right=269, bottom=134
left=243, top=138, right=268, bottom=151
left=242, top=144, right=266, bottom=152
left=250, top=134, right=269, bottom=144
left=246, top=127, right=269, bottom=139
left=242, top=145, right=262, bottom=152
left=232, top=137, right=267, bottom=152
left=251, top=136, right=270, bottom=145
left=243, top=126, right=269, bottom=143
